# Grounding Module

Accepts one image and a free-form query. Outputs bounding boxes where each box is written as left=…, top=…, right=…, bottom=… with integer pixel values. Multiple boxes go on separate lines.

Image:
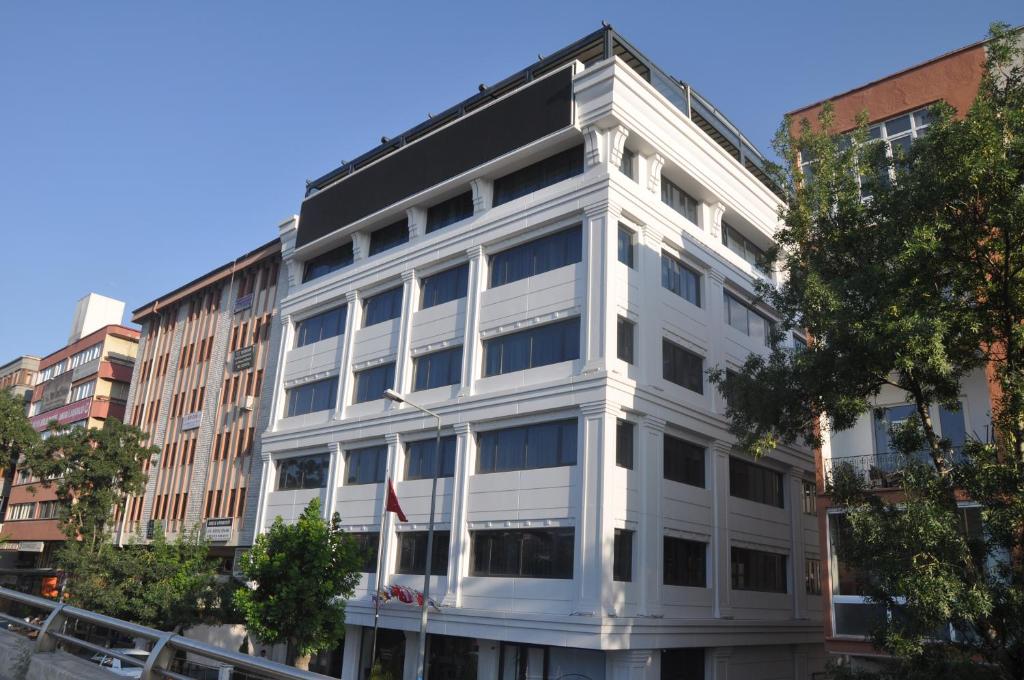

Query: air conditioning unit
left=241, top=395, right=256, bottom=412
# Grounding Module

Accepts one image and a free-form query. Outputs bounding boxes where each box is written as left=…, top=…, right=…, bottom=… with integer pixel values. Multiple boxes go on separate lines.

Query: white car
left=89, top=649, right=149, bottom=678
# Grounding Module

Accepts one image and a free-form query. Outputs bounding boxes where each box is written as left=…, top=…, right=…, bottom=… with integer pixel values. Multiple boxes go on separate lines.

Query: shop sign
left=38, top=372, right=73, bottom=413
left=234, top=293, right=254, bottom=314
left=204, top=518, right=233, bottom=542
left=18, top=541, right=45, bottom=553
left=181, top=411, right=202, bottom=431
left=233, top=346, right=255, bottom=372
left=30, top=399, right=91, bottom=432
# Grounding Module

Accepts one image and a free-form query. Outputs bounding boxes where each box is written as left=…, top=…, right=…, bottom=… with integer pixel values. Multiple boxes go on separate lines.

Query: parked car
left=89, top=649, right=149, bottom=678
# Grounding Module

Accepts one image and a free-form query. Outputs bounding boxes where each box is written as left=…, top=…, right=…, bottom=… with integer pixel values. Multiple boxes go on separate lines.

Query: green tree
left=710, top=23, right=1024, bottom=679
left=233, top=498, right=363, bottom=670
left=0, top=388, right=39, bottom=479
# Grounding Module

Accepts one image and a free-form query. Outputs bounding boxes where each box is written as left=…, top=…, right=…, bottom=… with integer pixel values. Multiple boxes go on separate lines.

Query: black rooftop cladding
left=299, top=26, right=779, bottom=244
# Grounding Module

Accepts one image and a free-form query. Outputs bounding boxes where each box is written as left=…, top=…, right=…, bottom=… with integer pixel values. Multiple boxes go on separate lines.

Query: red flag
left=385, top=478, right=407, bottom=522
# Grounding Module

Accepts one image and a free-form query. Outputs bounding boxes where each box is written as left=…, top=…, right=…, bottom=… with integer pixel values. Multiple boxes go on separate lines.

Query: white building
left=250, top=27, right=826, bottom=680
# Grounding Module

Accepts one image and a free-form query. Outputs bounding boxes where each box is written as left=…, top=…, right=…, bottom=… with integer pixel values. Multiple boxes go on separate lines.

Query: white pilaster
left=710, top=647, right=733, bottom=680
left=789, top=469, right=808, bottom=619
left=322, top=441, right=344, bottom=521
left=352, top=231, right=370, bottom=261
left=470, top=178, right=493, bottom=214
left=638, top=414, right=666, bottom=616
left=402, top=631, right=418, bottom=680
left=251, top=458, right=272, bottom=537
left=705, top=269, right=728, bottom=415
left=575, top=401, right=618, bottom=614
left=445, top=422, right=473, bottom=607
left=379, top=433, right=402, bottom=588
left=392, top=270, right=419, bottom=397
left=639, top=225, right=664, bottom=389
left=341, top=625, right=361, bottom=680
left=711, top=442, right=733, bottom=619
left=406, top=206, right=427, bottom=241
left=607, top=649, right=658, bottom=680
left=582, top=202, right=620, bottom=373
left=459, top=245, right=486, bottom=396
left=267, top=315, right=294, bottom=432
left=335, top=290, right=361, bottom=420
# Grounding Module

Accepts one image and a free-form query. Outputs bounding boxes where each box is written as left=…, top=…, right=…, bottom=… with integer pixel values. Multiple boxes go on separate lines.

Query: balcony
left=825, top=448, right=967, bottom=488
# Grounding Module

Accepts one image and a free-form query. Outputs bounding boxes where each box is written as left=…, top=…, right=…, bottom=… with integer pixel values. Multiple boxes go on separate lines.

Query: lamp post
left=383, top=389, right=441, bottom=680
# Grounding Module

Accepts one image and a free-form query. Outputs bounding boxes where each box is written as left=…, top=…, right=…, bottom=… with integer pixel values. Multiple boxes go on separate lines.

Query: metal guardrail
left=824, top=448, right=968, bottom=488
left=0, top=586, right=333, bottom=680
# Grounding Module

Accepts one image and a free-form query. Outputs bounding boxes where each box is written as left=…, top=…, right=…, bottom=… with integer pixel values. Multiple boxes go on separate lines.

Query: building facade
left=255, top=28, right=825, bottom=680
left=116, top=240, right=282, bottom=570
left=0, top=356, right=40, bottom=403
left=1, top=295, right=139, bottom=589
left=786, top=35, right=1000, bottom=665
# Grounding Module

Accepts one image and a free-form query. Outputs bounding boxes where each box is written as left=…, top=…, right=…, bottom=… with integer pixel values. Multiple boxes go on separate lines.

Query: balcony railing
left=825, top=448, right=968, bottom=488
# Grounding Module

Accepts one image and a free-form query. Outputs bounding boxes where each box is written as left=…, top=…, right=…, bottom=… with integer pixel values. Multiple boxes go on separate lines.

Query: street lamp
left=382, top=388, right=441, bottom=680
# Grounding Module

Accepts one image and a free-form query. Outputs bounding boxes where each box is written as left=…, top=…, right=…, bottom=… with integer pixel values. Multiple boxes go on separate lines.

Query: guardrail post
left=141, top=631, right=175, bottom=680
left=34, top=603, right=66, bottom=653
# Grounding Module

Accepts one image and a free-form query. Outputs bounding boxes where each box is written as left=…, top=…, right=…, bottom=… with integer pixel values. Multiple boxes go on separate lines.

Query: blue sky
left=1, top=2, right=1021, bottom=362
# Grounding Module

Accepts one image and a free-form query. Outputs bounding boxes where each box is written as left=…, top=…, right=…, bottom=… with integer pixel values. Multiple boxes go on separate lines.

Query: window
left=421, top=264, right=469, bottom=309
left=363, top=287, right=403, bottom=326
left=731, top=547, right=787, bottom=593
left=285, top=377, right=338, bottom=417
left=37, top=500, right=61, bottom=520
left=616, top=420, right=634, bottom=469
left=662, top=340, right=703, bottom=394
left=661, top=177, right=699, bottom=224
left=71, top=381, right=95, bottom=402
left=296, top=305, right=347, bottom=347
left=427, top=192, right=474, bottom=233
left=470, top=528, right=574, bottom=579
left=663, top=536, right=707, bottom=587
left=351, top=532, right=380, bottom=572
left=405, top=436, right=457, bottom=480
left=353, top=363, right=395, bottom=404
left=619, top=147, right=636, bottom=180
left=483, top=318, right=580, bottom=377
left=477, top=419, right=577, bottom=473
left=722, top=223, right=768, bottom=272
left=368, top=218, right=409, bottom=256
left=613, top=529, right=633, bottom=581
left=492, top=145, right=584, bottom=206
left=724, top=293, right=772, bottom=345
left=413, top=347, right=463, bottom=391
left=396, top=531, right=450, bottom=575
left=793, top=335, right=808, bottom=352
left=345, top=445, right=388, bottom=485
left=730, top=458, right=784, bottom=507
left=617, top=224, right=635, bottom=268
left=660, top=649, right=705, bottom=680
left=805, top=558, right=822, bottom=595
left=7, top=503, right=34, bottom=521
left=661, top=252, right=701, bottom=306
left=802, top=481, right=817, bottom=515
left=276, top=453, right=330, bottom=490
left=664, top=435, right=705, bottom=487
left=617, top=317, right=635, bottom=364
left=489, top=225, right=582, bottom=288
left=302, top=242, right=354, bottom=283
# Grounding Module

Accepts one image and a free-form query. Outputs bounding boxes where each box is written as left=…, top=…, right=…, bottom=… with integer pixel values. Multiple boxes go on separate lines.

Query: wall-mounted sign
left=234, top=293, right=254, bottom=314
left=18, top=541, right=45, bottom=553
left=38, top=372, right=74, bottom=413
left=233, top=346, right=255, bottom=372
left=181, top=411, right=202, bottom=431
left=30, top=398, right=91, bottom=432
left=205, top=518, right=233, bottom=542
left=0, top=543, right=19, bottom=552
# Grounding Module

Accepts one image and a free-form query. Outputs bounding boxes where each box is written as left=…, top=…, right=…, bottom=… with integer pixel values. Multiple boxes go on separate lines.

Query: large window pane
left=729, top=458, right=784, bottom=507
left=664, top=435, right=705, bottom=487
left=426, top=192, right=473, bottom=233
left=616, top=420, right=634, bottom=469
left=369, top=218, right=409, bottom=256
left=285, top=377, right=338, bottom=417
left=276, top=453, right=330, bottom=490
left=477, top=419, right=577, bottom=474
left=421, top=264, right=469, bottom=309
left=364, top=287, right=404, bottom=326
left=353, top=363, right=396, bottom=404
left=413, top=347, right=463, bottom=391
left=397, top=531, right=450, bottom=575
left=617, top=224, right=635, bottom=267
left=489, top=226, right=583, bottom=287
left=662, top=340, right=704, bottom=394
left=406, top=436, right=457, bottom=480
left=470, top=528, right=574, bottom=579
left=661, top=253, right=701, bottom=306
left=296, top=305, right=347, bottom=348
left=482, top=318, right=580, bottom=377
left=661, top=177, right=699, bottom=224
left=345, top=445, right=388, bottom=485
left=664, top=536, right=707, bottom=587
left=302, top=243, right=353, bottom=283
left=492, top=146, right=584, bottom=207
left=731, top=547, right=787, bottom=593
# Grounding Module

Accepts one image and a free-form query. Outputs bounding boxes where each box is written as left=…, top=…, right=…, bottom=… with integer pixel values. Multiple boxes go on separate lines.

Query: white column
left=470, top=178, right=493, bottom=214
left=322, top=442, right=344, bottom=521
left=788, top=469, right=807, bottom=619
left=607, top=649, right=658, bottom=680
left=402, top=631, right=418, bottom=680
left=705, top=270, right=728, bottom=415
left=267, top=315, right=294, bottom=432
left=638, top=225, right=664, bottom=390
left=710, top=647, right=733, bottom=680
left=335, top=290, right=361, bottom=420
left=638, top=414, right=666, bottom=616
left=711, top=442, right=733, bottom=619
left=341, top=624, right=361, bottom=680
left=379, top=433, right=402, bottom=587
left=445, top=422, right=473, bottom=606
left=459, top=245, right=486, bottom=397
left=582, top=202, right=620, bottom=373
left=352, top=231, right=370, bottom=261
left=392, top=270, right=419, bottom=397
left=251, top=458, right=272, bottom=537
left=407, top=206, right=427, bottom=241
left=576, top=401, right=617, bottom=614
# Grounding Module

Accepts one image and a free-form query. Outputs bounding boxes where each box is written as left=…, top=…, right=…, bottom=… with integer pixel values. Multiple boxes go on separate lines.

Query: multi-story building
left=0, top=294, right=139, bottom=591
left=116, top=240, right=281, bottom=571
left=0, top=356, right=40, bottom=403
left=786, top=34, right=1002, bottom=665
left=254, top=26, right=825, bottom=679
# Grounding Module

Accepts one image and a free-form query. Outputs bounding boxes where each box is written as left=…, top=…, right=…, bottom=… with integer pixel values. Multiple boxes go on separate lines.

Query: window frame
left=470, top=527, right=575, bottom=579
left=731, top=546, right=788, bottom=593
left=295, top=305, right=348, bottom=348
left=617, top=224, right=636, bottom=268
left=729, top=457, right=785, bottom=508
left=662, top=339, right=704, bottom=394
left=661, top=251, right=701, bottom=307
left=345, top=445, right=388, bottom=486
left=285, top=377, right=339, bottom=417
left=420, top=263, right=469, bottom=309
left=482, top=318, right=580, bottom=377
left=476, top=419, right=578, bottom=474
left=613, top=528, right=634, bottom=582
left=663, top=434, right=706, bottom=488
left=489, top=225, right=583, bottom=288
left=663, top=535, right=707, bottom=588
left=413, top=346, right=463, bottom=391
left=363, top=287, right=404, bottom=327
left=616, top=419, right=634, bottom=470
left=616, top=316, right=635, bottom=364
left=352, top=363, right=396, bottom=404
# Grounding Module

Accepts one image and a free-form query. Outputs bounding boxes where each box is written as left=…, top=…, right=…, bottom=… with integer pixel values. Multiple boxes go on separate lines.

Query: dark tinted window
left=664, top=536, right=707, bottom=587
left=663, top=340, right=703, bottom=394
left=492, top=145, right=584, bottom=206
left=368, top=218, right=409, bottom=256
left=664, top=435, right=705, bottom=487
left=725, top=292, right=772, bottom=345
left=490, top=226, right=582, bottom=287
left=414, top=347, right=463, bottom=391
left=730, top=458, right=784, bottom=507
left=363, top=287, right=403, bottom=326
left=616, top=420, right=634, bottom=469
left=426, top=192, right=474, bottom=233
left=731, top=547, right=787, bottom=593
left=617, top=317, right=635, bottom=364
left=285, top=377, right=338, bottom=416
left=406, top=436, right=457, bottom=480
left=661, top=649, right=705, bottom=680
left=477, top=419, right=577, bottom=473
left=351, top=532, right=379, bottom=572
left=302, top=243, right=354, bottom=283
left=345, top=445, right=388, bottom=485
left=661, top=177, right=699, bottom=223
left=614, top=529, right=633, bottom=581
left=296, top=305, right=347, bottom=347
left=421, top=264, right=469, bottom=309
left=276, top=453, right=330, bottom=490
left=353, top=363, right=395, bottom=404
left=619, top=148, right=636, bottom=180
left=661, top=253, right=701, bottom=306
left=470, top=528, right=574, bottom=579
left=723, top=222, right=769, bottom=273
left=397, top=531, right=450, bottom=575
left=617, top=224, right=635, bottom=267
left=483, top=318, right=579, bottom=377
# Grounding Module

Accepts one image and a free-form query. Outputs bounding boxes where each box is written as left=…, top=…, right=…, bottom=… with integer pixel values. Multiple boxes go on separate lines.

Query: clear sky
left=1, top=1, right=1021, bottom=362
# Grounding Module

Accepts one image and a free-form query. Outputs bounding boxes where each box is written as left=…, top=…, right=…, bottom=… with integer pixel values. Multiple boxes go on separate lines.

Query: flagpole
left=368, top=479, right=389, bottom=678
